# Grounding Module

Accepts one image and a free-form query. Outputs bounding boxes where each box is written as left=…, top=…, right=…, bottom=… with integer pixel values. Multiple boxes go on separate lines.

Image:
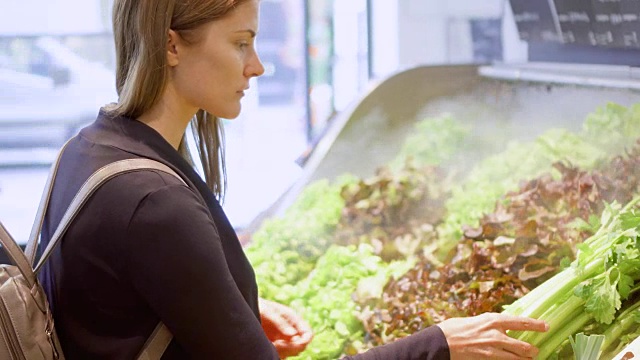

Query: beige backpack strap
left=0, top=138, right=73, bottom=288
left=33, top=158, right=186, bottom=273
left=27, top=155, right=180, bottom=359
left=25, top=139, right=72, bottom=267
left=0, top=222, right=38, bottom=288
left=136, top=323, right=173, bottom=360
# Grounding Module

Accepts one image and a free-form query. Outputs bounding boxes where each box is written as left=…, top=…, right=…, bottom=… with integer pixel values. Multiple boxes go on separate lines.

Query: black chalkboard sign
left=515, top=0, right=640, bottom=64
left=621, top=0, right=640, bottom=47
left=592, top=0, right=624, bottom=47
left=509, top=0, right=640, bottom=50
left=554, top=0, right=595, bottom=45
left=510, top=0, right=561, bottom=42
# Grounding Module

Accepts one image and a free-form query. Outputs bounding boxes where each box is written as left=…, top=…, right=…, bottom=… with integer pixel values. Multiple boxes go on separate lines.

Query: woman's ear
left=167, top=29, right=180, bottom=67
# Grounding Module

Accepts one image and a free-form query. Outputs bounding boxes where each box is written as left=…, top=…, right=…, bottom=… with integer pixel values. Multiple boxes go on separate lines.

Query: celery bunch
left=502, top=198, right=640, bottom=359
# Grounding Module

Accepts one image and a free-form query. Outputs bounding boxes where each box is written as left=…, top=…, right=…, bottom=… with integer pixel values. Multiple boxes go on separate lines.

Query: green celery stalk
left=599, top=300, right=640, bottom=359
left=505, top=257, right=603, bottom=321
left=569, top=333, right=605, bottom=360
left=538, top=311, right=592, bottom=359
left=517, top=294, right=585, bottom=346
left=503, top=201, right=630, bottom=319
left=502, top=198, right=640, bottom=357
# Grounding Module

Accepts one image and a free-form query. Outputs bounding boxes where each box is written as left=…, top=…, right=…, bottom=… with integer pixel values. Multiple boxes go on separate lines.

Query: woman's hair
left=109, top=0, right=250, bottom=200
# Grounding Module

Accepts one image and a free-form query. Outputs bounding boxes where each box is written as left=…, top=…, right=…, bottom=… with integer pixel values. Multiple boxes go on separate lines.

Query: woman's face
left=170, top=0, right=264, bottom=119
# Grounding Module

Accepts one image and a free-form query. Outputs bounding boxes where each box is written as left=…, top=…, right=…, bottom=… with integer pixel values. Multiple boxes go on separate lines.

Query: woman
left=39, top=0, right=548, bottom=359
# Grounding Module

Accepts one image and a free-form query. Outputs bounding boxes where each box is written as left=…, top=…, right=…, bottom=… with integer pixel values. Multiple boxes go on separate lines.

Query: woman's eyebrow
left=234, top=29, right=256, bottom=37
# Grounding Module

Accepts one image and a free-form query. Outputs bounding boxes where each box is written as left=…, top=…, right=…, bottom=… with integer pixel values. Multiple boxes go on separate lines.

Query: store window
left=0, top=0, right=375, bottom=242
left=0, top=0, right=310, bottom=243
left=305, top=0, right=370, bottom=144
left=0, top=0, right=117, bottom=244
left=369, top=1, right=506, bottom=74
left=333, top=0, right=370, bottom=112
left=224, top=0, right=309, bottom=230
left=306, top=0, right=335, bottom=142
left=0, top=34, right=116, bottom=153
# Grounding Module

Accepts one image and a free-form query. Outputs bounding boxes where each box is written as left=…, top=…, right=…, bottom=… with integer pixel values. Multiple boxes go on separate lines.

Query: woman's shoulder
left=65, top=134, right=187, bottom=192
left=93, top=154, right=198, bottom=220
left=107, top=167, right=188, bottom=198
left=68, top=165, right=204, bottom=245
left=55, top=136, right=194, bottom=216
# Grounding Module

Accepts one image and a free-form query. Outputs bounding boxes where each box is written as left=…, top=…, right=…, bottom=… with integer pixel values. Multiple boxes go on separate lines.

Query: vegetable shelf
left=244, top=64, right=640, bottom=360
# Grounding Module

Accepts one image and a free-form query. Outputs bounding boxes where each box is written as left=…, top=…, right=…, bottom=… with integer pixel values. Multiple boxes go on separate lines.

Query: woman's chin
left=208, top=106, right=241, bottom=120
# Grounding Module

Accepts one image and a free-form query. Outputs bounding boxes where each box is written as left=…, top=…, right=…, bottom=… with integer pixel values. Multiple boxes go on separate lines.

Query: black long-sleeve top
left=39, top=109, right=450, bottom=359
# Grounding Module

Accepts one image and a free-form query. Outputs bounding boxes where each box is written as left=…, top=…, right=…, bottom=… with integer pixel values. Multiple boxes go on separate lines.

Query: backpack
left=0, top=146, right=176, bottom=359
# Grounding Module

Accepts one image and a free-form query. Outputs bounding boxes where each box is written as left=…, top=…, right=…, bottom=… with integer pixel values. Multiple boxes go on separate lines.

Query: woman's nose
left=246, top=52, right=265, bottom=78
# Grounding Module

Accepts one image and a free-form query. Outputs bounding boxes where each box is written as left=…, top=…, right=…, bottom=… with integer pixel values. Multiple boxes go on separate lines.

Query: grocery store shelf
left=264, top=62, right=640, bottom=225
left=270, top=64, right=482, bottom=218
left=479, top=62, right=640, bottom=91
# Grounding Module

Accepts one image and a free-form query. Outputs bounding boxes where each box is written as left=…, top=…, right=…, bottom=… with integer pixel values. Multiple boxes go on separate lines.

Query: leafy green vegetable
left=391, top=114, right=470, bottom=169
left=334, top=161, right=448, bottom=261
left=277, top=244, right=395, bottom=360
left=436, top=103, right=640, bottom=260
left=354, top=159, right=623, bottom=349
left=502, top=198, right=640, bottom=359
left=583, top=103, right=640, bottom=154
left=597, top=296, right=640, bottom=359
left=246, top=178, right=351, bottom=299
left=245, top=103, right=640, bottom=358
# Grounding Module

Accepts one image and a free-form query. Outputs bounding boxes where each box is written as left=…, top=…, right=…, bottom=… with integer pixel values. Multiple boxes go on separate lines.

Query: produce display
left=245, top=178, right=349, bottom=300
left=436, top=103, right=640, bottom=258
left=356, top=147, right=640, bottom=352
left=244, top=102, right=640, bottom=359
left=503, top=198, right=640, bottom=359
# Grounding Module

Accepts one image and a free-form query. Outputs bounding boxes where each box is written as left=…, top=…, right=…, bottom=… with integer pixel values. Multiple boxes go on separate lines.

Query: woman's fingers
left=283, top=310, right=313, bottom=339
left=261, top=299, right=299, bottom=338
left=259, top=298, right=314, bottom=358
left=273, top=336, right=311, bottom=358
left=276, top=304, right=313, bottom=344
left=293, top=327, right=313, bottom=345
left=273, top=338, right=305, bottom=350
left=499, top=336, right=539, bottom=358
left=486, top=313, right=549, bottom=333
left=485, top=313, right=545, bottom=358
left=438, top=313, right=547, bottom=360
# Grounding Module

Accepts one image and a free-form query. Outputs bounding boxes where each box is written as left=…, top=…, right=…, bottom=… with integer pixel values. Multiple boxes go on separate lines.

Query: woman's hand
left=259, top=298, right=313, bottom=359
left=437, top=312, right=549, bottom=360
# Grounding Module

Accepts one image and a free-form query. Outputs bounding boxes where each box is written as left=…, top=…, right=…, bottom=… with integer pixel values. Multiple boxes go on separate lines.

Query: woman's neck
left=137, top=84, right=197, bottom=149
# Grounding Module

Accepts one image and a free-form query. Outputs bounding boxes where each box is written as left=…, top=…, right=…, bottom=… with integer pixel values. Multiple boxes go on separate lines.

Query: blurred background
left=0, top=0, right=519, bottom=242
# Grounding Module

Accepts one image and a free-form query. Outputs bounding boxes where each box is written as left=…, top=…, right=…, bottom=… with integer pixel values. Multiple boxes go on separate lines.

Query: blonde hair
left=109, top=0, right=249, bottom=200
